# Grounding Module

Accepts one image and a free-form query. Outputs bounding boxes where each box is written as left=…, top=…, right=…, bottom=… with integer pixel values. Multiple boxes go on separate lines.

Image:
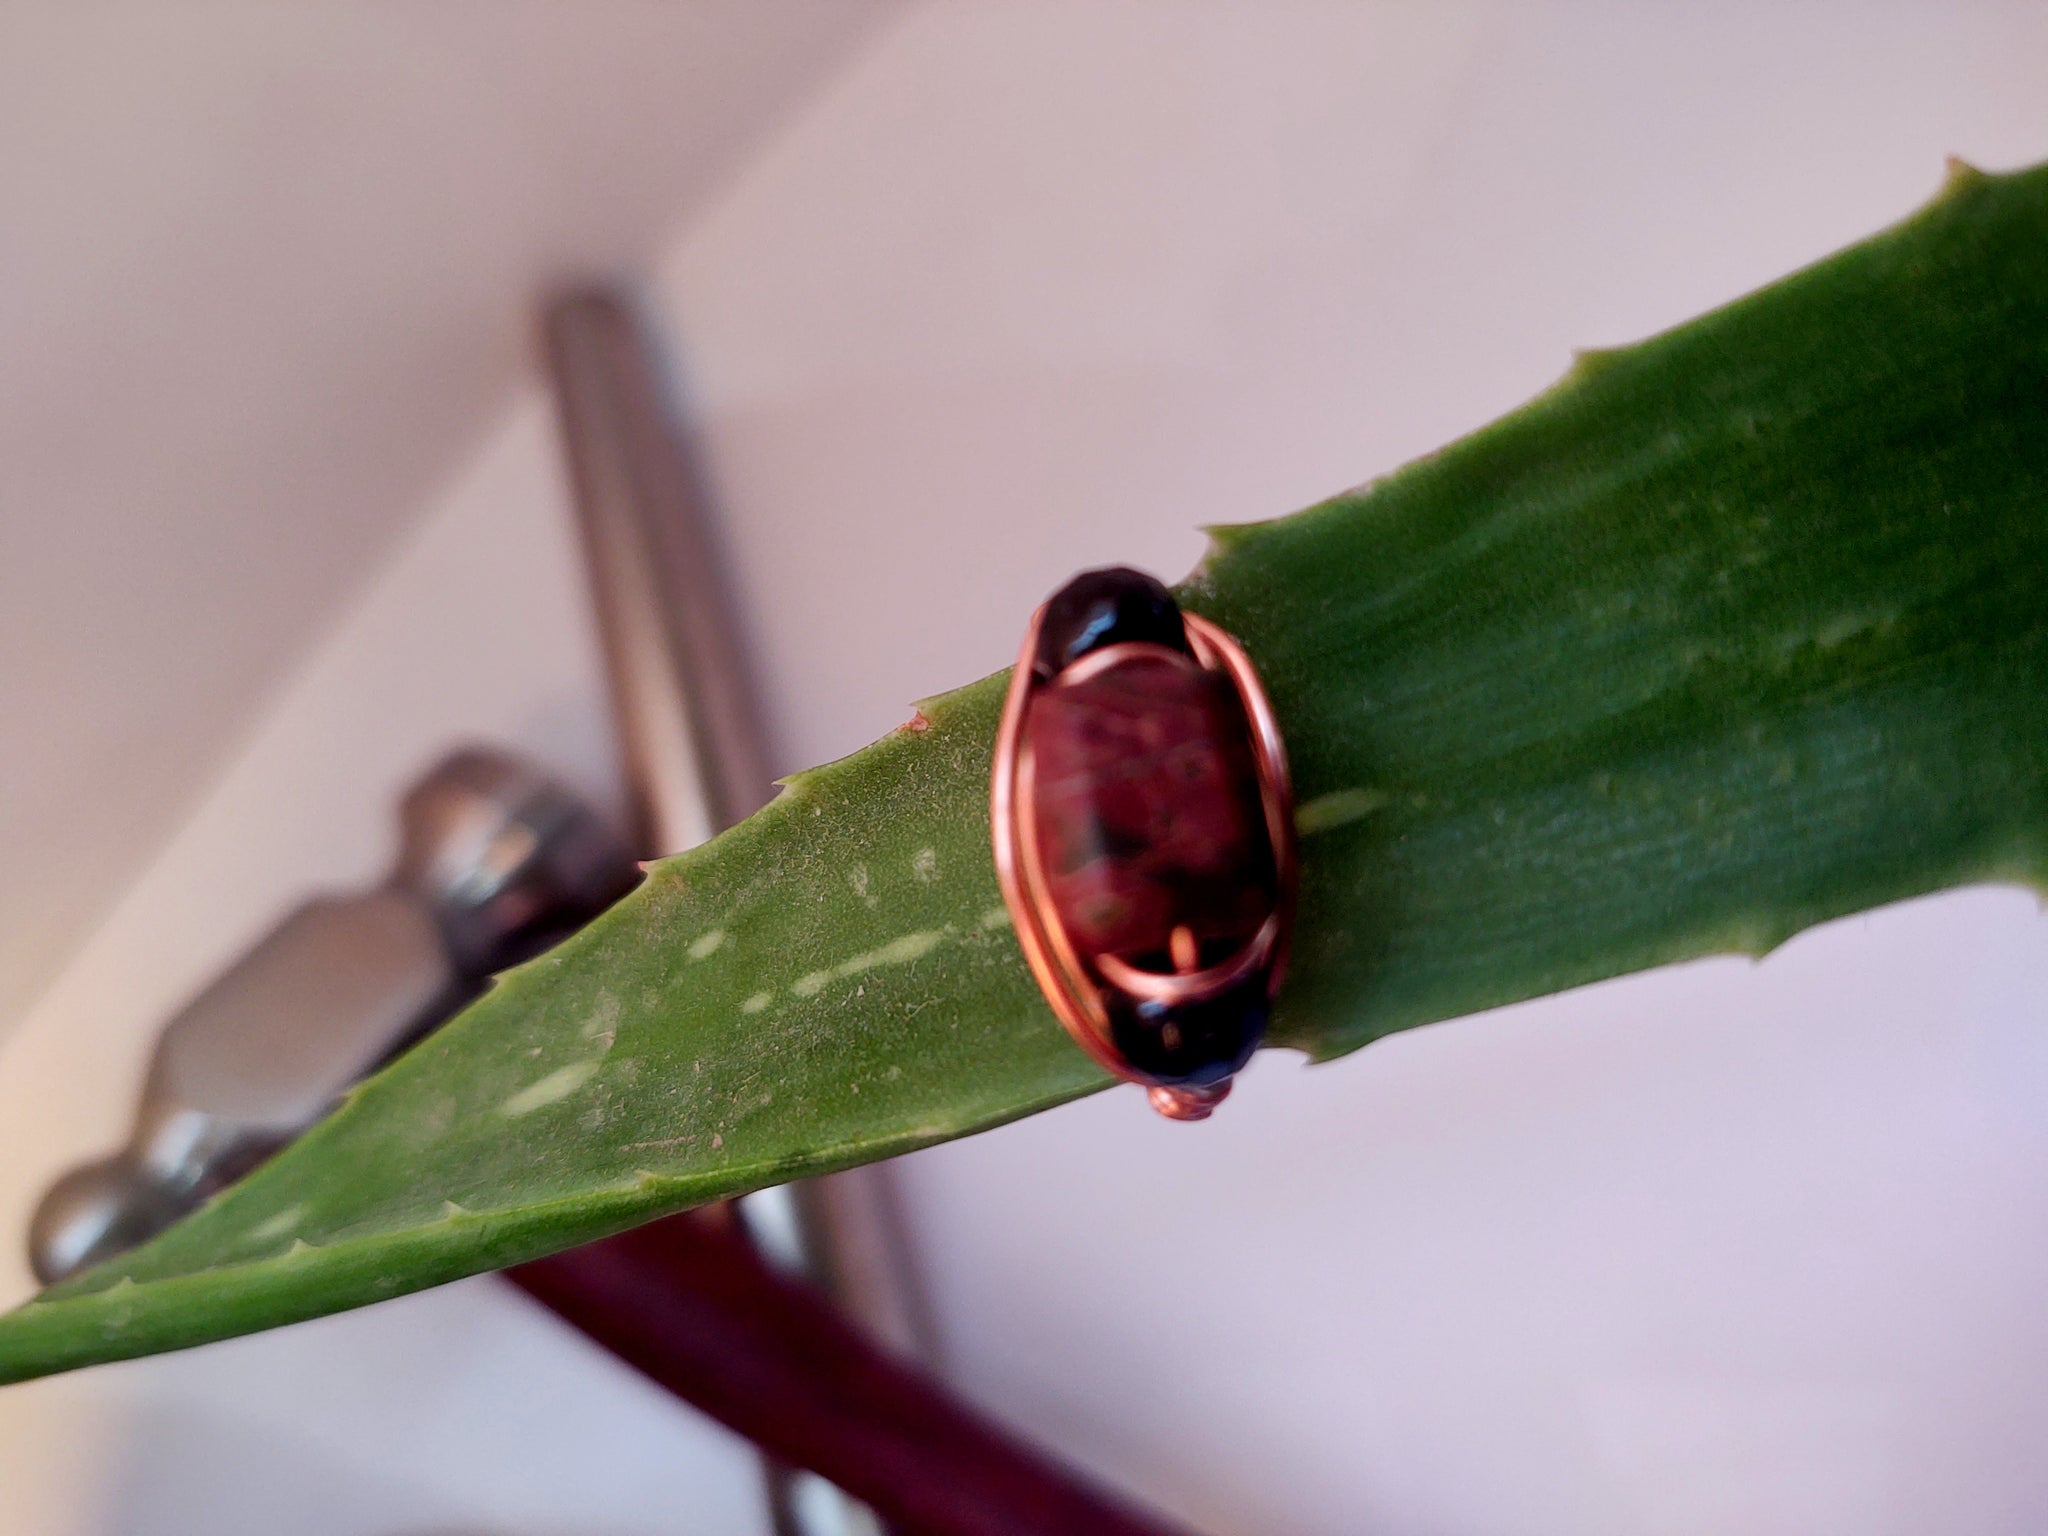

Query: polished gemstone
left=1024, top=646, right=1278, bottom=1082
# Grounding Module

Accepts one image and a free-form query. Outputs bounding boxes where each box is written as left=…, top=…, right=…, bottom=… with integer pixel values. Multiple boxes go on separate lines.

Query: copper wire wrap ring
left=991, top=568, right=1296, bottom=1120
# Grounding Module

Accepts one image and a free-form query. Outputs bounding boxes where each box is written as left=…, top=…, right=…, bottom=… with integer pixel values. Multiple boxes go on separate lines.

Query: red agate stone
left=1023, top=644, right=1278, bottom=1083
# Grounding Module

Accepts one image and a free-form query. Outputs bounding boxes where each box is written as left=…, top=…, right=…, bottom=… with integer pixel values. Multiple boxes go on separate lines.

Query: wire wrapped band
left=991, top=569, right=1295, bottom=1120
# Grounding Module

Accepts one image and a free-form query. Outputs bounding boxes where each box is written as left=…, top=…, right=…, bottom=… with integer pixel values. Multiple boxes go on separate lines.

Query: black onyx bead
left=1108, top=977, right=1268, bottom=1087
left=1034, top=566, right=1188, bottom=677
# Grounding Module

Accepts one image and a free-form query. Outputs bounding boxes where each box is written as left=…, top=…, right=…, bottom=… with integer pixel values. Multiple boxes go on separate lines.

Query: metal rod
left=545, top=288, right=771, bottom=850
left=545, top=286, right=926, bottom=1534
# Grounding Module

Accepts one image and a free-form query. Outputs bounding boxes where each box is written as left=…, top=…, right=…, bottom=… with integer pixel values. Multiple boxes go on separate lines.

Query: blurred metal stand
left=545, top=288, right=928, bottom=1536
left=25, top=286, right=1187, bottom=1536
left=28, top=748, right=638, bottom=1286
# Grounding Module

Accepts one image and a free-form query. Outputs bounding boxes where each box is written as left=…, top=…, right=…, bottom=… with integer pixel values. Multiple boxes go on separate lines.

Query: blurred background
left=3, top=4, right=2047, bottom=1533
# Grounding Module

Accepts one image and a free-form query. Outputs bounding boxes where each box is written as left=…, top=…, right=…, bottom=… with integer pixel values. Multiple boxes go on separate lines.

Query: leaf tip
left=1193, top=518, right=1268, bottom=563
left=1566, top=345, right=1624, bottom=381
left=1187, top=518, right=1282, bottom=591
left=1939, top=154, right=1989, bottom=199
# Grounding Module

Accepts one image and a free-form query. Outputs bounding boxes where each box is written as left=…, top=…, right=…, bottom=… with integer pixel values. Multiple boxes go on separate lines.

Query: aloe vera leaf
left=3, top=161, right=2045, bottom=1386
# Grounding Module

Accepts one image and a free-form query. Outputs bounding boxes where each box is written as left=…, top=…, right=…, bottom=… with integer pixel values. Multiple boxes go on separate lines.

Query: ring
left=991, top=567, right=1296, bottom=1120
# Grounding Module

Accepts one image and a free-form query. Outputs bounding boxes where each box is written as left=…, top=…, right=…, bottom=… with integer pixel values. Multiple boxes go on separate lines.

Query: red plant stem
left=507, top=1209, right=1196, bottom=1536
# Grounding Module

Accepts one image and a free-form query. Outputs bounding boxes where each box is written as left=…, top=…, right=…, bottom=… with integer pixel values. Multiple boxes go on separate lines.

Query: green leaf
left=5, top=160, right=2047, bottom=1385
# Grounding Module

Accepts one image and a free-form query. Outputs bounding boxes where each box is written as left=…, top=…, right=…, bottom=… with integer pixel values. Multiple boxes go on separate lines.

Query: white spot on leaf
left=1296, top=787, right=1390, bottom=835
left=740, top=990, right=773, bottom=1014
left=912, top=847, right=938, bottom=882
left=837, top=929, right=945, bottom=978
left=787, top=929, right=949, bottom=1002
left=500, top=1059, right=602, bottom=1117
left=580, top=992, right=621, bottom=1043
left=249, top=1205, right=306, bottom=1242
left=687, top=929, right=728, bottom=961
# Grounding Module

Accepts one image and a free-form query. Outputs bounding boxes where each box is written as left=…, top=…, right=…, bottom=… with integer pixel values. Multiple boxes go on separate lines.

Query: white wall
left=0, top=1, right=890, bottom=1051
left=2, top=5, right=2046, bottom=1534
